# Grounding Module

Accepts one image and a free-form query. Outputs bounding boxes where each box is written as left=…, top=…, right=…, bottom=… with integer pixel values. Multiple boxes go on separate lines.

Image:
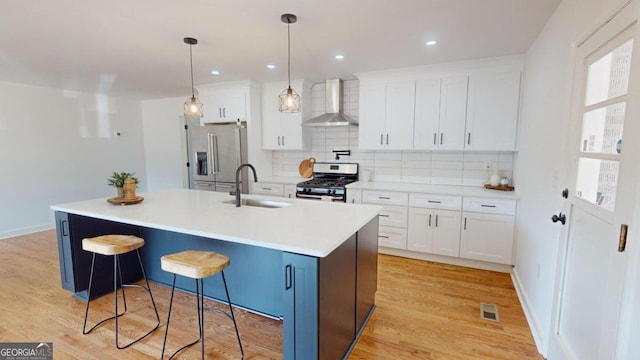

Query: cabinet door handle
left=223, top=108, right=226, bottom=118
left=380, top=134, right=383, bottom=145
left=351, top=199, right=355, bottom=203
left=386, top=134, right=389, bottom=145
left=440, top=133, right=443, bottom=145
left=262, top=187, right=272, bottom=191
left=378, top=235, right=390, bottom=239
left=378, top=196, right=391, bottom=200
left=285, top=264, right=292, bottom=290
left=464, top=217, right=467, bottom=230
left=427, top=200, right=441, bottom=204
left=428, top=214, right=432, bottom=227
left=467, top=132, right=471, bottom=145
left=61, top=220, right=69, bottom=237
left=277, top=136, right=280, bottom=145
left=481, top=204, right=497, bottom=208
left=435, top=214, right=439, bottom=227
left=433, top=133, right=437, bottom=145
left=282, top=136, right=285, bottom=146
left=219, top=108, right=222, bottom=118
left=379, top=214, right=390, bottom=217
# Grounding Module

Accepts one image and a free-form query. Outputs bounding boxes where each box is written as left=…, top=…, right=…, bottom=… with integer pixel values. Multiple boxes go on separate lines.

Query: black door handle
left=551, top=213, right=566, bottom=225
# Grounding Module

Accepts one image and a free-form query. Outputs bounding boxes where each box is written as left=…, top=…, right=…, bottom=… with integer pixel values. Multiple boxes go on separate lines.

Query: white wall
left=0, top=81, right=146, bottom=239
left=140, top=97, right=187, bottom=191
left=140, top=82, right=272, bottom=191
left=513, top=0, right=628, bottom=354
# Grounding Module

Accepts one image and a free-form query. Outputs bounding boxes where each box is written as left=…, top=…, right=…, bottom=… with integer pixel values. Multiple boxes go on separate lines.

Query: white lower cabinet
left=284, top=184, right=296, bottom=199
left=378, top=226, right=408, bottom=249
left=460, top=197, right=516, bottom=265
left=251, top=182, right=285, bottom=196
left=407, top=208, right=461, bottom=257
left=346, top=189, right=362, bottom=204
left=361, top=190, right=409, bottom=250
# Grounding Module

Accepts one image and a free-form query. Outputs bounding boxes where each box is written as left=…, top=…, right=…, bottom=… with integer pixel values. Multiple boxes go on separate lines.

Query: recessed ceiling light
left=335, top=55, right=344, bottom=60
left=211, top=70, right=220, bottom=75
left=426, top=40, right=437, bottom=46
left=267, top=64, right=276, bottom=69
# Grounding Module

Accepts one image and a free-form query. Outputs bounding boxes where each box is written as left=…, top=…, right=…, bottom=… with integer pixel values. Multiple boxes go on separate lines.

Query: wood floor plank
left=0, top=230, right=541, bottom=359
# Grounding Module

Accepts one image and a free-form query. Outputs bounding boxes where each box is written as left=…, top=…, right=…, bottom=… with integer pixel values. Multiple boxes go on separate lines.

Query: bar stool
left=160, top=250, right=244, bottom=360
left=82, top=235, right=160, bottom=349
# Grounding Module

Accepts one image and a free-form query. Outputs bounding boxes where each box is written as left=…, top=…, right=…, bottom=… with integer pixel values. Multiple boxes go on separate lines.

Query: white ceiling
left=0, top=0, right=560, bottom=99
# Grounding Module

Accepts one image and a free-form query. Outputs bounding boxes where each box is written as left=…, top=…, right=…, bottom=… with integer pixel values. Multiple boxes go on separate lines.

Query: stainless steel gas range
left=296, top=163, right=358, bottom=202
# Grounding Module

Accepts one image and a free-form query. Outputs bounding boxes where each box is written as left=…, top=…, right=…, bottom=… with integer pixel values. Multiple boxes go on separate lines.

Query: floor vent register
left=480, top=303, right=500, bottom=322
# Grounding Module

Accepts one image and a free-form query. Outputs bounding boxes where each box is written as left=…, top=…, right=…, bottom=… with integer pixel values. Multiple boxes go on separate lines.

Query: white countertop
left=51, top=189, right=382, bottom=258
left=346, top=181, right=519, bottom=199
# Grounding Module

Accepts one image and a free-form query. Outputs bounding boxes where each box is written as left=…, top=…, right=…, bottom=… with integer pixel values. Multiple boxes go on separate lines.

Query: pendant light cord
left=189, top=44, right=195, bottom=98
left=287, top=21, right=291, bottom=88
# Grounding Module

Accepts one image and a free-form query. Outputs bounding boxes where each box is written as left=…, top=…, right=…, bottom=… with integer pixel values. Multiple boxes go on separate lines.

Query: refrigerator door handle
left=207, top=133, right=215, bottom=175
left=213, top=135, right=220, bottom=173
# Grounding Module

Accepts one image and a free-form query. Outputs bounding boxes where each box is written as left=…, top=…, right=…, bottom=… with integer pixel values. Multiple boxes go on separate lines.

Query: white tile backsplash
left=270, top=79, right=516, bottom=187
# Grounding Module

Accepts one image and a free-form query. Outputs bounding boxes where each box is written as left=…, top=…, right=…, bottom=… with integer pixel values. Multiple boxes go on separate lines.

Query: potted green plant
left=107, top=172, right=139, bottom=198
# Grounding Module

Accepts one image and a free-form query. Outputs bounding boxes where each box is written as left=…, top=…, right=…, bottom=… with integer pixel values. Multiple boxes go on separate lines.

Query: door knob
left=551, top=212, right=566, bottom=225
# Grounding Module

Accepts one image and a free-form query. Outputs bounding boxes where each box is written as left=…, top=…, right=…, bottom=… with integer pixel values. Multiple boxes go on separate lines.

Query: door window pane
left=580, top=102, right=625, bottom=154
left=584, top=40, right=633, bottom=106
left=575, top=157, right=619, bottom=211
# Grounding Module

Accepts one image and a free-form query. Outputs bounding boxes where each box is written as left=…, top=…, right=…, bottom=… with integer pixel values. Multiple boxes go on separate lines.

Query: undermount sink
left=223, top=198, right=292, bottom=208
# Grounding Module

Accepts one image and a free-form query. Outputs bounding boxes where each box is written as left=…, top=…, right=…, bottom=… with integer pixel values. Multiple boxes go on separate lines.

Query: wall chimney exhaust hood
left=303, top=79, right=358, bottom=127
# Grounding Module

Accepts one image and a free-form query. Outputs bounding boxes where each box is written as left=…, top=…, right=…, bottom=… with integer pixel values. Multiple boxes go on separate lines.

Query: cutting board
left=298, top=158, right=316, bottom=178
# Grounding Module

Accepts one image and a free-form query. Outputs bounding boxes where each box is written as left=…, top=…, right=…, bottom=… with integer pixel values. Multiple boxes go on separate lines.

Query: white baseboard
left=0, top=224, right=55, bottom=240
left=378, top=247, right=513, bottom=273
left=511, top=268, right=546, bottom=358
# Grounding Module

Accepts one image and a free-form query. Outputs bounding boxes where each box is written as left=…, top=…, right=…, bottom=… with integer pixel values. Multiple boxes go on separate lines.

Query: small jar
left=123, top=178, right=137, bottom=200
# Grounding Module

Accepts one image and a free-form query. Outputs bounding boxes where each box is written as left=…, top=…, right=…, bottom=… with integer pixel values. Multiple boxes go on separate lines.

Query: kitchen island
left=51, top=189, right=381, bottom=360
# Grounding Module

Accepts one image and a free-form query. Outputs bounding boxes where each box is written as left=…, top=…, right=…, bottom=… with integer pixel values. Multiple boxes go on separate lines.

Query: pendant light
left=183, top=37, right=204, bottom=118
left=278, top=14, right=301, bottom=113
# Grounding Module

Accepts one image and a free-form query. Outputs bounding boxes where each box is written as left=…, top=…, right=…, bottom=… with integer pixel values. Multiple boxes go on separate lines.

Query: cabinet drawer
left=379, top=205, right=408, bottom=228
left=251, top=182, right=284, bottom=196
left=410, top=193, right=462, bottom=210
left=463, top=197, right=516, bottom=215
left=362, top=190, right=409, bottom=206
left=378, top=226, right=407, bottom=250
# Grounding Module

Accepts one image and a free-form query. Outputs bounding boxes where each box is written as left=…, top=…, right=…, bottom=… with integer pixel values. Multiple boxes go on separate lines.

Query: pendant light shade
left=278, top=14, right=301, bottom=113
left=183, top=37, right=204, bottom=118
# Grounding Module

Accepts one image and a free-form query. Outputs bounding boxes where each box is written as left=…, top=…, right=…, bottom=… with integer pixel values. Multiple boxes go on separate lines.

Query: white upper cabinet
left=414, top=76, right=468, bottom=150
left=198, top=83, right=247, bottom=124
left=465, top=71, right=521, bottom=151
left=261, top=80, right=310, bottom=150
left=359, top=81, right=415, bottom=150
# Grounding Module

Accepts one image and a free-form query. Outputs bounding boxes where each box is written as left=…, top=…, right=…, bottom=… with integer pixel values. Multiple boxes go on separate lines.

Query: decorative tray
left=107, top=196, right=144, bottom=205
left=483, top=184, right=515, bottom=191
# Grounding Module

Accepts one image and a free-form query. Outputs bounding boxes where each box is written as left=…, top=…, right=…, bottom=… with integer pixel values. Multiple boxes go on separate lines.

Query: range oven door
left=295, top=193, right=345, bottom=202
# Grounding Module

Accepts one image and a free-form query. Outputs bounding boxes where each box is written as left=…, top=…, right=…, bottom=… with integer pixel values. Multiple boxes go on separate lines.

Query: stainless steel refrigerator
left=186, top=119, right=248, bottom=194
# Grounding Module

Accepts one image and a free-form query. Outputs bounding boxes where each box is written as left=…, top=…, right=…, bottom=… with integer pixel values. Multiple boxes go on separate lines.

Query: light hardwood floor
left=0, top=230, right=541, bottom=359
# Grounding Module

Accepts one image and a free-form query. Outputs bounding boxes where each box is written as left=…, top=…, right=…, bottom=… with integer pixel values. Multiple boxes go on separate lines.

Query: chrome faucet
left=234, top=163, right=258, bottom=207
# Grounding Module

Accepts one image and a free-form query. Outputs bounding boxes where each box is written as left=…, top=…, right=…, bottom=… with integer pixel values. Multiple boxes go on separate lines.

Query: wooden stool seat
left=160, top=250, right=243, bottom=359
left=161, top=250, right=230, bottom=279
left=82, top=235, right=144, bottom=256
